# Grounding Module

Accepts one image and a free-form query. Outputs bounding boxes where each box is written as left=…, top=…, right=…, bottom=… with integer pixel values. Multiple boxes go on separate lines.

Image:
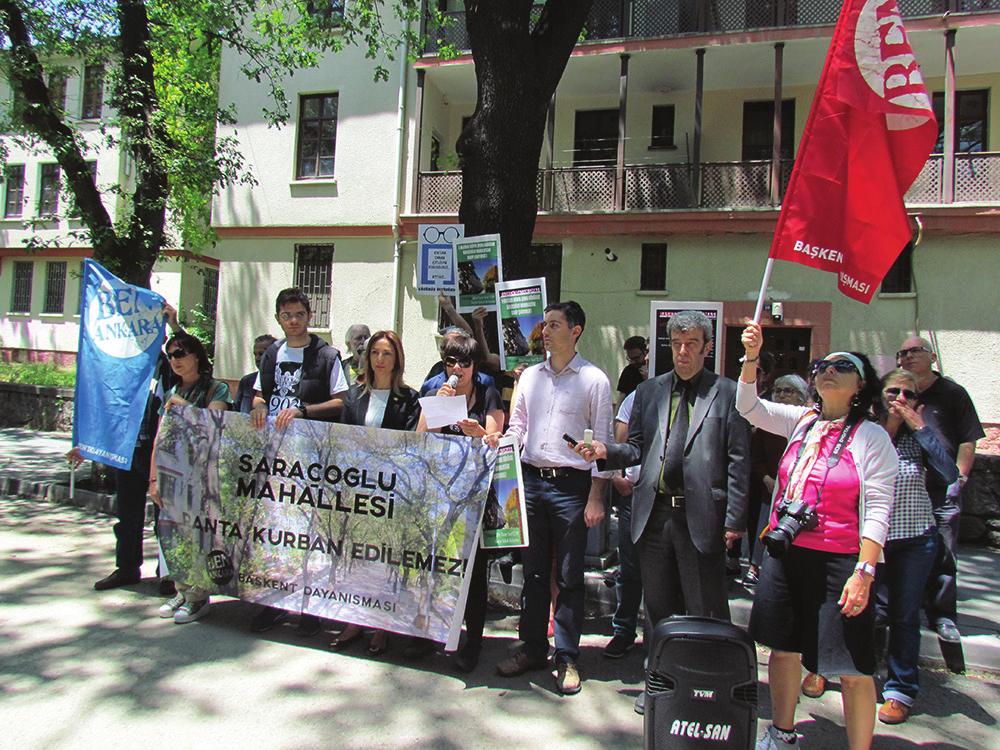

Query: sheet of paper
left=418, top=395, right=469, bottom=430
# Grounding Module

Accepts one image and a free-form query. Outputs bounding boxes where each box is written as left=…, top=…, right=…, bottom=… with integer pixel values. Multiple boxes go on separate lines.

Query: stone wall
left=0, top=382, right=74, bottom=432
left=962, top=453, right=1000, bottom=549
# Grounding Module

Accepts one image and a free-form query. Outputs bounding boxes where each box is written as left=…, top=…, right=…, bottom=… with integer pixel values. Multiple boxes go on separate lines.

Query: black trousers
left=461, top=544, right=490, bottom=650
left=637, top=500, right=730, bottom=647
left=112, top=442, right=153, bottom=575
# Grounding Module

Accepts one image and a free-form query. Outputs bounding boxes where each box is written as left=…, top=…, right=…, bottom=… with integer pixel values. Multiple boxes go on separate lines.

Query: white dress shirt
left=507, top=353, right=613, bottom=477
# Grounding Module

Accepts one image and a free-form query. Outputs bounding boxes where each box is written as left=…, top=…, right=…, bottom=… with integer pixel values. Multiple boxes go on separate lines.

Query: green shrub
left=0, top=361, right=76, bottom=388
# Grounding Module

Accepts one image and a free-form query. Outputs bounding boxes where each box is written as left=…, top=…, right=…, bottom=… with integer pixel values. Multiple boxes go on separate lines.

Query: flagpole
left=753, top=258, right=775, bottom=324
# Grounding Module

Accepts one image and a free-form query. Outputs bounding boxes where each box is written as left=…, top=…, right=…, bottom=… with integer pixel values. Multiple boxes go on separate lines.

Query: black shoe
left=603, top=633, right=635, bottom=659
left=94, top=569, right=141, bottom=591
left=935, top=618, right=961, bottom=643
left=634, top=690, right=646, bottom=715
left=452, top=643, right=481, bottom=673
left=158, top=578, right=177, bottom=597
left=740, top=568, right=759, bottom=587
left=297, top=614, right=322, bottom=637
left=251, top=606, right=288, bottom=633
left=403, top=637, right=435, bottom=660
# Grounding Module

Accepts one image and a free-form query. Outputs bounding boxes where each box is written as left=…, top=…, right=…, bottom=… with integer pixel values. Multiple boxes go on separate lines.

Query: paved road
left=1, top=496, right=998, bottom=749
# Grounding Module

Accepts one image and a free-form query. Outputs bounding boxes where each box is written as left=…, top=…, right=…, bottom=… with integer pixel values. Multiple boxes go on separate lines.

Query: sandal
left=367, top=630, right=389, bottom=656
left=801, top=672, right=827, bottom=698
left=329, top=624, right=363, bottom=650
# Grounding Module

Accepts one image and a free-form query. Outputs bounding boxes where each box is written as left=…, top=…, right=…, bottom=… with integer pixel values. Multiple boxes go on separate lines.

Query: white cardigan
left=736, top=380, right=898, bottom=547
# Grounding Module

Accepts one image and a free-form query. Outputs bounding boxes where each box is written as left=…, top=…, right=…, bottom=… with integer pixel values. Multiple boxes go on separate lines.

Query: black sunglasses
left=884, top=387, right=917, bottom=401
left=896, top=346, right=930, bottom=359
left=167, top=348, right=191, bottom=360
left=444, top=356, right=473, bottom=368
left=810, top=359, right=859, bottom=378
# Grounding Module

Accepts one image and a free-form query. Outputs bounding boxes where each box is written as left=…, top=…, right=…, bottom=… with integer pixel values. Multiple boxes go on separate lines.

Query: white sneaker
left=158, top=593, right=185, bottom=619
left=756, top=725, right=800, bottom=749
left=174, top=598, right=210, bottom=624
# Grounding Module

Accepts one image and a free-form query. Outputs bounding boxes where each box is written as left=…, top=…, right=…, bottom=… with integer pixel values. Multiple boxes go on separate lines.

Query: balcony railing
left=422, top=1, right=996, bottom=54
left=417, top=153, right=1000, bottom=214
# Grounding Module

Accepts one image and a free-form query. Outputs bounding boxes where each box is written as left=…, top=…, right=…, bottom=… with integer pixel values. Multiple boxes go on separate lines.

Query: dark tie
left=662, top=381, right=690, bottom=494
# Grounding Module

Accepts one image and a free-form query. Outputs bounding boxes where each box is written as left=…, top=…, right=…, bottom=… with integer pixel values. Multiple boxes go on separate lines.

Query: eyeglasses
left=884, top=387, right=917, bottom=400
left=444, top=356, right=473, bottom=368
left=278, top=311, right=308, bottom=322
left=167, top=348, right=191, bottom=360
left=896, top=346, right=930, bottom=359
left=810, top=359, right=859, bottom=378
left=771, top=387, right=801, bottom=397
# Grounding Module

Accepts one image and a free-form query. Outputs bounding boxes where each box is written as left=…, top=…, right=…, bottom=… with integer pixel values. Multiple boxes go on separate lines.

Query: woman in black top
left=330, top=331, right=420, bottom=655
left=416, top=334, right=504, bottom=671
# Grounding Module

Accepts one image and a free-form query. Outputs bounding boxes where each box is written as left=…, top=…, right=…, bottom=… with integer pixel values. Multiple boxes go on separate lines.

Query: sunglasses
left=884, top=387, right=917, bottom=400
left=167, top=348, right=191, bottom=360
left=444, top=356, right=473, bottom=368
left=896, top=346, right=930, bottom=359
left=810, top=359, right=859, bottom=378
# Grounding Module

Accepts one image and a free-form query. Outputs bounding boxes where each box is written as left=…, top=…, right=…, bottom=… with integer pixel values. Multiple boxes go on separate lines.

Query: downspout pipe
left=390, top=19, right=412, bottom=333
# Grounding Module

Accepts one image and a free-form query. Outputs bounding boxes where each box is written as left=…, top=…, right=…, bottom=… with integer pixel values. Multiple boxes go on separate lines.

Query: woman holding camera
left=739, top=322, right=898, bottom=750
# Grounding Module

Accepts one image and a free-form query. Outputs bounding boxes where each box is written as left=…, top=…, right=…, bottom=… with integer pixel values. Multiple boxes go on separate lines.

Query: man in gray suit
left=581, top=309, right=749, bottom=641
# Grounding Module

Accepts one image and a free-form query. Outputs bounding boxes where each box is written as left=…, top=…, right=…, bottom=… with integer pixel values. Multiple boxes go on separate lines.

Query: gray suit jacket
left=600, top=369, right=750, bottom=554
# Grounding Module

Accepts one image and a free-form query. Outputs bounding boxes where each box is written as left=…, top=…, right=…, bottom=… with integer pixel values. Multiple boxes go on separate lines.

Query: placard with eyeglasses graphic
left=648, top=300, right=723, bottom=378
left=453, top=233, right=502, bottom=313
left=416, top=224, right=464, bottom=295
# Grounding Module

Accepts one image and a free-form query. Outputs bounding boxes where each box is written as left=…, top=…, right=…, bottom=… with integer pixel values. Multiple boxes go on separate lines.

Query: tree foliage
left=0, top=0, right=426, bottom=285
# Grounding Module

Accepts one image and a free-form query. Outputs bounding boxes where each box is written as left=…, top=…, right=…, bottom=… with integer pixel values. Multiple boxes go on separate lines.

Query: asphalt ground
left=2, top=495, right=999, bottom=750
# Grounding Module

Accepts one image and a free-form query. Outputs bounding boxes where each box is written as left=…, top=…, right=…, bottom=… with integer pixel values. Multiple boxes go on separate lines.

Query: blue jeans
left=519, top=469, right=592, bottom=664
left=611, top=493, right=642, bottom=640
left=877, top=531, right=938, bottom=705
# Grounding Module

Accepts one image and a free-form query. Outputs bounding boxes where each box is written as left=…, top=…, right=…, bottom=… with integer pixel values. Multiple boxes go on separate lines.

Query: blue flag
left=73, top=259, right=166, bottom=470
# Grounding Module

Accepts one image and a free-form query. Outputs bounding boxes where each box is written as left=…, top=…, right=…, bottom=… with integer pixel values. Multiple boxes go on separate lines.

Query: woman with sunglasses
left=739, top=322, right=897, bottom=750
left=415, top=334, right=504, bottom=671
left=150, top=332, right=233, bottom=624
left=330, top=330, right=420, bottom=655
left=871, top=369, right=956, bottom=724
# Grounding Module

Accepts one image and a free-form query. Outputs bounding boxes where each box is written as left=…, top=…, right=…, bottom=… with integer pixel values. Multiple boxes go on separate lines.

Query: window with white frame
left=295, top=245, right=334, bottom=328
left=11, top=261, right=33, bottom=313
left=296, top=93, right=338, bottom=179
left=44, top=261, right=68, bottom=314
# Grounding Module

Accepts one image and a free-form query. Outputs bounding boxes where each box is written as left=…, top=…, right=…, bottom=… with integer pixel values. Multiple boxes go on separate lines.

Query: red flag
left=769, top=0, right=937, bottom=303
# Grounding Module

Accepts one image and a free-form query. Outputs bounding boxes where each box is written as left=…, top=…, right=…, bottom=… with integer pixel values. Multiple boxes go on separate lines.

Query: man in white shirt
left=494, top=301, right=613, bottom=696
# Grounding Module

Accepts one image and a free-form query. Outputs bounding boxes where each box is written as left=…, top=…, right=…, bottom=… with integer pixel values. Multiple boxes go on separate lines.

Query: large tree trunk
left=459, top=0, right=593, bottom=258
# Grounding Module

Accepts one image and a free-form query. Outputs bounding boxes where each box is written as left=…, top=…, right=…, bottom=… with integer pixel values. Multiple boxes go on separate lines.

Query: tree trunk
left=459, top=0, right=593, bottom=259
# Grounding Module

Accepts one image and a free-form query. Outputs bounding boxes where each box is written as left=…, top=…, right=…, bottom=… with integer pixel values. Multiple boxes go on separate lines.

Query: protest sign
left=416, top=223, right=463, bottom=295
left=481, top=436, right=528, bottom=550
left=73, top=259, right=166, bottom=470
left=155, top=407, right=495, bottom=649
left=648, top=301, right=723, bottom=377
left=453, top=234, right=502, bottom=313
left=494, top=277, right=547, bottom=371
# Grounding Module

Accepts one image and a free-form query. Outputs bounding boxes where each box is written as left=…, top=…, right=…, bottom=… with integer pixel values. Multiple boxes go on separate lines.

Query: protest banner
left=155, top=407, right=495, bottom=649
left=73, top=259, right=166, bottom=470
left=453, top=234, right=502, bottom=313
left=494, top=277, right=547, bottom=371
left=481, top=436, right=529, bottom=550
left=648, top=301, right=723, bottom=377
left=416, top=223, right=463, bottom=296
left=757, top=0, right=936, bottom=312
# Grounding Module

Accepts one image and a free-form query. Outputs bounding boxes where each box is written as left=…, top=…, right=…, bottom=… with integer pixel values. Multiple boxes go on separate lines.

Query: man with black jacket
left=248, top=287, right=349, bottom=634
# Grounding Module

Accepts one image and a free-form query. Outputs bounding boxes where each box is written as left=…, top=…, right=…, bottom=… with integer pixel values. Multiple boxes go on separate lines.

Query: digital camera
left=762, top=500, right=819, bottom=558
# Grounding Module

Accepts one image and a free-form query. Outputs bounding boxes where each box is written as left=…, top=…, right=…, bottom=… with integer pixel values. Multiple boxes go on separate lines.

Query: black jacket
left=340, top=383, right=421, bottom=431
left=257, top=334, right=342, bottom=410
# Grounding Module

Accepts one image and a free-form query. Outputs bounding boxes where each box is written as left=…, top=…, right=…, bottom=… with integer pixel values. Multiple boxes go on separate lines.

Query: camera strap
left=776, top=415, right=861, bottom=509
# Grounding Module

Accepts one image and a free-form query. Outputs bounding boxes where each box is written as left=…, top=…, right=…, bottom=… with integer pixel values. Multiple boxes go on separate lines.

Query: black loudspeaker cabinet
left=644, top=616, right=758, bottom=750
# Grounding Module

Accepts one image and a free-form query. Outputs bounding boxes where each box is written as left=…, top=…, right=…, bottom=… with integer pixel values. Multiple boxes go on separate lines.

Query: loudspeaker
left=644, top=616, right=758, bottom=750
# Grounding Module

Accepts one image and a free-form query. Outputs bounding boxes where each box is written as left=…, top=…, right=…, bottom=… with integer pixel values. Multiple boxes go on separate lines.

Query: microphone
left=446, top=374, right=459, bottom=389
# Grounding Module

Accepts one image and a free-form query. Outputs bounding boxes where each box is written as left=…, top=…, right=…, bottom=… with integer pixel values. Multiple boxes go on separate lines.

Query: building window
left=295, top=245, right=334, bottom=327
left=573, top=109, right=619, bottom=166
left=202, top=267, right=219, bottom=317
left=881, top=243, right=913, bottom=294
left=81, top=64, right=104, bottom=119
left=640, top=243, right=668, bottom=290
left=4, top=164, right=25, bottom=218
left=48, top=72, right=67, bottom=114
left=742, top=99, right=795, bottom=161
left=305, top=0, right=345, bottom=24
left=69, top=161, right=99, bottom=217
left=933, top=89, right=989, bottom=153
left=296, top=93, right=338, bottom=179
left=650, top=105, right=676, bottom=149
left=11, top=261, right=33, bottom=313
left=39, top=164, right=61, bottom=216
left=43, top=261, right=68, bottom=314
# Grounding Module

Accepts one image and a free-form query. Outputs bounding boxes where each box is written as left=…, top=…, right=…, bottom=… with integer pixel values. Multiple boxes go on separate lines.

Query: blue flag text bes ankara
left=73, top=259, right=166, bottom=470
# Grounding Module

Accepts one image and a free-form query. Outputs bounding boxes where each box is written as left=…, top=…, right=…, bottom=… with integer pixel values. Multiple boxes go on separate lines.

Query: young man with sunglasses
left=897, top=336, right=984, bottom=645
left=248, top=287, right=349, bottom=634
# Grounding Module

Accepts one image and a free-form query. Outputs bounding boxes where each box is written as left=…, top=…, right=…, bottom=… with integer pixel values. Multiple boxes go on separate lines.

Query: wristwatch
left=299, top=403, right=308, bottom=420
left=854, top=561, right=876, bottom=579
left=739, top=354, right=759, bottom=364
